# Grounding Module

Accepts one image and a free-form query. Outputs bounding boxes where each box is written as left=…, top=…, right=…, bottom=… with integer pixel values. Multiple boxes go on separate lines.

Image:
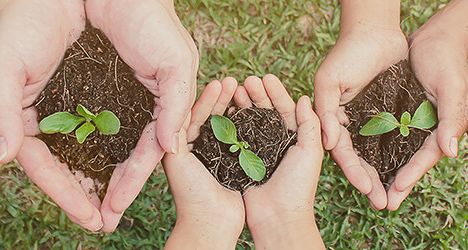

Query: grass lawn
left=1, top=0, right=467, bottom=249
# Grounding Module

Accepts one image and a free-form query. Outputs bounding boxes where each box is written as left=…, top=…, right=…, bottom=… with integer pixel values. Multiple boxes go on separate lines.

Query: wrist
left=248, top=212, right=324, bottom=250
left=85, top=0, right=176, bottom=32
left=165, top=215, right=242, bottom=250
left=340, top=0, right=401, bottom=34
left=411, top=0, right=468, bottom=56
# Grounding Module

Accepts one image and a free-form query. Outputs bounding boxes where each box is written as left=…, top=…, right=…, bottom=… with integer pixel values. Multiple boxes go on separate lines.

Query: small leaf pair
left=39, top=104, right=121, bottom=143
left=210, top=115, right=266, bottom=181
left=359, top=100, right=437, bottom=137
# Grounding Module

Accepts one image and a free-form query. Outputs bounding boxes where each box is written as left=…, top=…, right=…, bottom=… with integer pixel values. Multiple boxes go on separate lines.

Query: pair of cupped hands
left=315, top=1, right=468, bottom=211
left=0, top=0, right=198, bottom=232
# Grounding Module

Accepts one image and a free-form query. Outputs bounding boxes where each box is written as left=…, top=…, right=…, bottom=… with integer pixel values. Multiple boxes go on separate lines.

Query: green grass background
left=1, top=0, right=467, bottom=249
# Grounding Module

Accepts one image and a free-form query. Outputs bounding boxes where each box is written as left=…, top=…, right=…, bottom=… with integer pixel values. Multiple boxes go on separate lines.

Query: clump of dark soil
left=35, top=22, right=155, bottom=200
left=345, top=60, right=436, bottom=189
left=192, top=106, right=297, bottom=193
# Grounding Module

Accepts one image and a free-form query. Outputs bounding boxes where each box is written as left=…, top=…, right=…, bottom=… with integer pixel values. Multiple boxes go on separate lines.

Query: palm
left=86, top=0, right=199, bottom=153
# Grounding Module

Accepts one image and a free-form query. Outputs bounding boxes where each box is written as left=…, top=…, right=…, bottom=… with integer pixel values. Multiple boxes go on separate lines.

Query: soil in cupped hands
left=345, top=60, right=437, bottom=189
left=192, top=105, right=297, bottom=193
left=35, top=22, right=155, bottom=201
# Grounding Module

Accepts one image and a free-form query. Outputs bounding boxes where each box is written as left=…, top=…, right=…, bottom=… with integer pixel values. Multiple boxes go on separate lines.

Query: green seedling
left=39, top=104, right=121, bottom=144
left=359, top=100, right=437, bottom=137
left=210, top=115, right=266, bottom=181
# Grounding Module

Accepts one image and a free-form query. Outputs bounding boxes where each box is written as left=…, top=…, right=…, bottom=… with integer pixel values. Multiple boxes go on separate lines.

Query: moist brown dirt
left=35, top=22, right=155, bottom=200
left=192, top=106, right=297, bottom=193
left=345, top=60, right=437, bottom=189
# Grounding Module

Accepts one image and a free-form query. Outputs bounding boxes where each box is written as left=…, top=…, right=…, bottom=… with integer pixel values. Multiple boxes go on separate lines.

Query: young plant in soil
left=359, top=100, right=437, bottom=137
left=39, top=104, right=120, bottom=144
left=192, top=106, right=297, bottom=192
left=210, top=115, right=266, bottom=181
left=345, top=60, right=438, bottom=188
left=35, top=22, right=154, bottom=200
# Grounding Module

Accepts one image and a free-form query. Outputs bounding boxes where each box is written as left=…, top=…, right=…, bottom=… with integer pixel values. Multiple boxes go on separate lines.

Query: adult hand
left=163, top=78, right=244, bottom=249
left=237, top=75, right=325, bottom=249
left=314, top=0, right=408, bottom=209
left=85, top=0, right=199, bottom=231
left=387, top=0, right=468, bottom=210
left=0, top=0, right=104, bottom=230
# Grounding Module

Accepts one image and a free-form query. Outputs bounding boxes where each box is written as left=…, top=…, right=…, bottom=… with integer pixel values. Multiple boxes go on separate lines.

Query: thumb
left=313, top=70, right=342, bottom=150
left=156, top=70, right=197, bottom=154
left=434, top=77, right=468, bottom=158
left=0, top=67, right=25, bottom=165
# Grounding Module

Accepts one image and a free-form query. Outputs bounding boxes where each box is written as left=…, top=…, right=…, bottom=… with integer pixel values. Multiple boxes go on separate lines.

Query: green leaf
left=400, top=126, right=410, bottom=137
left=210, top=115, right=238, bottom=144
left=239, top=149, right=266, bottom=181
left=230, top=144, right=240, bottom=153
left=93, top=111, right=121, bottom=135
left=76, top=104, right=96, bottom=120
left=39, top=112, right=85, bottom=134
left=410, top=100, right=437, bottom=129
left=76, top=122, right=95, bottom=144
left=401, top=111, right=411, bottom=125
left=359, top=112, right=399, bottom=136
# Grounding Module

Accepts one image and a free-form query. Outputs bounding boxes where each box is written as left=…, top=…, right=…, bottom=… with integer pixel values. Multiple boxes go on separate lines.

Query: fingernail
left=92, top=221, right=104, bottom=232
left=450, top=137, right=458, bottom=157
left=172, top=133, right=179, bottom=154
left=0, top=137, right=7, bottom=162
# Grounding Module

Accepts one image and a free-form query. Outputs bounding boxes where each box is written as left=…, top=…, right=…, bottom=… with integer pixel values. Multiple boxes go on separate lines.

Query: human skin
left=314, top=0, right=407, bottom=209
left=83, top=0, right=199, bottom=232
left=239, top=75, right=325, bottom=249
left=1, top=0, right=198, bottom=232
left=162, top=78, right=245, bottom=249
left=0, top=0, right=105, bottom=231
left=163, top=75, right=325, bottom=249
left=387, top=0, right=468, bottom=210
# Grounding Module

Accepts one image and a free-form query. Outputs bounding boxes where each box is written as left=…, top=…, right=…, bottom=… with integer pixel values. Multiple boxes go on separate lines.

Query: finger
left=244, top=76, right=273, bottom=108
left=102, top=121, right=163, bottom=232
left=187, top=80, right=222, bottom=142
left=393, top=132, right=443, bottom=191
left=156, top=73, right=196, bottom=154
left=434, top=77, right=468, bottom=158
left=263, top=74, right=297, bottom=130
left=359, top=159, right=387, bottom=210
left=330, top=126, right=372, bottom=195
left=296, top=96, right=322, bottom=149
left=211, top=77, right=238, bottom=115
left=233, top=86, right=252, bottom=108
left=66, top=210, right=103, bottom=232
left=0, top=70, right=24, bottom=165
left=313, top=71, right=342, bottom=150
left=99, top=163, right=125, bottom=233
left=22, top=107, right=41, bottom=137
left=73, top=170, right=101, bottom=209
left=387, top=182, right=413, bottom=211
left=17, top=137, right=102, bottom=230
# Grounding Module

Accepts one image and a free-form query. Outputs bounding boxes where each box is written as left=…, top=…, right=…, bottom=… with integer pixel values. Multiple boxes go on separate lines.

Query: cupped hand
left=162, top=78, right=244, bottom=249
left=0, top=0, right=105, bottom=230
left=85, top=0, right=199, bottom=231
left=387, top=0, right=468, bottom=210
left=314, top=23, right=408, bottom=209
left=237, top=75, right=325, bottom=249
